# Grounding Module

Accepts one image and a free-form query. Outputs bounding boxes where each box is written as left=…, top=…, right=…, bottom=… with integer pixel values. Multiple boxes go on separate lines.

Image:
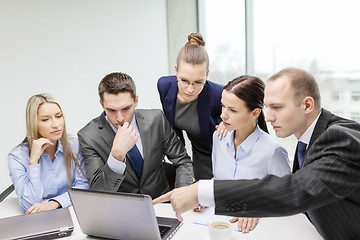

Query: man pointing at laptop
left=154, top=68, right=360, bottom=240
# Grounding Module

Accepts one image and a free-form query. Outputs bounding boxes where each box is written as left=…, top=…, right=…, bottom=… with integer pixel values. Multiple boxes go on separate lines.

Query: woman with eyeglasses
left=157, top=33, right=223, bottom=181
left=8, top=93, right=89, bottom=214
left=212, top=76, right=291, bottom=233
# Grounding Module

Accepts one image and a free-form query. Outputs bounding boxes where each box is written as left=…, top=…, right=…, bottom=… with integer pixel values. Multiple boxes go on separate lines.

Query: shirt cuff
left=107, top=153, right=126, bottom=175
left=198, top=179, right=215, bottom=207
left=49, top=192, right=70, bottom=208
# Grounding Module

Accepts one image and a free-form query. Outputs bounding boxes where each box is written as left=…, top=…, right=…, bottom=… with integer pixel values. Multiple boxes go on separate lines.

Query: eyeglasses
left=177, top=79, right=205, bottom=88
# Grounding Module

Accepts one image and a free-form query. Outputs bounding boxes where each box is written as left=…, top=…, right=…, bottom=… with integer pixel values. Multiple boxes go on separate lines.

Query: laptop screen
left=68, top=188, right=181, bottom=240
left=0, top=208, right=73, bottom=240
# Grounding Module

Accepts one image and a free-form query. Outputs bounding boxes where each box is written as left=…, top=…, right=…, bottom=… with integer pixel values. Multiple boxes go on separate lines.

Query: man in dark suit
left=154, top=68, right=360, bottom=239
left=78, top=72, right=193, bottom=199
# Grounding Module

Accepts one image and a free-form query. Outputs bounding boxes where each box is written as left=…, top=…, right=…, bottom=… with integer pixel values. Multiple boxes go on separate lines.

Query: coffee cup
left=208, top=221, right=232, bottom=240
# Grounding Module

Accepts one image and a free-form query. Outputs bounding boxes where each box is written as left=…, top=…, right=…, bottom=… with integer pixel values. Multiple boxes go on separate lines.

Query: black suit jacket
left=213, top=109, right=360, bottom=240
left=77, top=109, right=194, bottom=199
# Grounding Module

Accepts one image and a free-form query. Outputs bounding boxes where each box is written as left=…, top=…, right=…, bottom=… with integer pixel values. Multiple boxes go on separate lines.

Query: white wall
left=0, top=0, right=169, bottom=192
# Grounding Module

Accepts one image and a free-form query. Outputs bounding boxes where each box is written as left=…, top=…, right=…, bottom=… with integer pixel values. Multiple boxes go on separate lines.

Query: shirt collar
left=298, top=110, right=322, bottom=145
left=225, top=130, right=235, bottom=148
left=225, top=125, right=262, bottom=153
left=56, top=140, right=63, bottom=153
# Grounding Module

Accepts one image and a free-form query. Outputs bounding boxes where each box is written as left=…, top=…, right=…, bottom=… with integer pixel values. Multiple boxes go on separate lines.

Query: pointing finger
left=153, top=191, right=171, bottom=205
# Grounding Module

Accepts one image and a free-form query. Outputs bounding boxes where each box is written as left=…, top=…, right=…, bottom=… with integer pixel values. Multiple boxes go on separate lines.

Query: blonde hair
left=176, top=33, right=209, bottom=71
left=24, top=93, right=84, bottom=185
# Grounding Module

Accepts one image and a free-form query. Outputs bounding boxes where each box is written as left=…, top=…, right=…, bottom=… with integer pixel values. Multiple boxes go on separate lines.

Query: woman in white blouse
left=8, top=93, right=88, bottom=214
left=212, top=75, right=291, bottom=233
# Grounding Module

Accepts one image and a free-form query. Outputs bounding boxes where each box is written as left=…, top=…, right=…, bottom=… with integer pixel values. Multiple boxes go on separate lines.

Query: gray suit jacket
left=77, top=109, right=193, bottom=199
left=213, top=109, right=360, bottom=240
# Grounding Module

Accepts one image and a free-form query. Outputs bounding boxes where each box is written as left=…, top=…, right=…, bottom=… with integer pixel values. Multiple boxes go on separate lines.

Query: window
left=253, top=0, right=360, bottom=122
left=331, top=91, right=343, bottom=103
left=351, top=91, right=360, bottom=102
left=199, top=0, right=360, bottom=158
left=199, top=0, right=246, bottom=84
left=351, top=112, right=360, bottom=122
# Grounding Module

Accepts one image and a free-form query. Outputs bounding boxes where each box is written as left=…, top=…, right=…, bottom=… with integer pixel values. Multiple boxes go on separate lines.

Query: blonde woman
left=8, top=93, right=88, bottom=214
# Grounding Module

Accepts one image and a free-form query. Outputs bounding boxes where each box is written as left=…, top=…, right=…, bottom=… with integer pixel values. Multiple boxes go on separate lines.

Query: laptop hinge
left=57, top=227, right=72, bottom=237
left=59, top=227, right=71, bottom=232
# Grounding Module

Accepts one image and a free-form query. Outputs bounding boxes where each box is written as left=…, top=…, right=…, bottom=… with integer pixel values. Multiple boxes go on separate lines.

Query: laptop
left=68, top=188, right=182, bottom=240
left=0, top=207, right=73, bottom=239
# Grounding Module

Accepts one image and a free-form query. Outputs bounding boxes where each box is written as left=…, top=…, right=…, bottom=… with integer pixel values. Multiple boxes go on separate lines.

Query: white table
left=0, top=192, right=323, bottom=240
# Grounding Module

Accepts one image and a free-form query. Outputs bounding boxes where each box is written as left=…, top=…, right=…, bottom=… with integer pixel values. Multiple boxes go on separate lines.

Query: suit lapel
left=308, top=109, right=331, bottom=148
left=98, top=112, right=116, bottom=150
left=163, top=79, right=178, bottom=128
left=197, top=81, right=211, bottom=146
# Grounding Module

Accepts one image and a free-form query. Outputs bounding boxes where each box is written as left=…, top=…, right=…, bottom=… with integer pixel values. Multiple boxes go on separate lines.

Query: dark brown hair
left=224, top=75, right=268, bottom=133
left=176, top=33, right=209, bottom=70
left=268, top=67, right=321, bottom=109
left=98, top=72, right=136, bottom=101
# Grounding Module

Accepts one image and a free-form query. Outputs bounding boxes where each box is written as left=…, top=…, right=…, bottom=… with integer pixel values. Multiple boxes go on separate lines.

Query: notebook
left=68, top=188, right=182, bottom=240
left=0, top=207, right=73, bottom=239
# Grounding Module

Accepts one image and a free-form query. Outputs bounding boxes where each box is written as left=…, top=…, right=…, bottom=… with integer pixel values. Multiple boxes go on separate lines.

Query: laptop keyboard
left=159, top=225, right=171, bottom=236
